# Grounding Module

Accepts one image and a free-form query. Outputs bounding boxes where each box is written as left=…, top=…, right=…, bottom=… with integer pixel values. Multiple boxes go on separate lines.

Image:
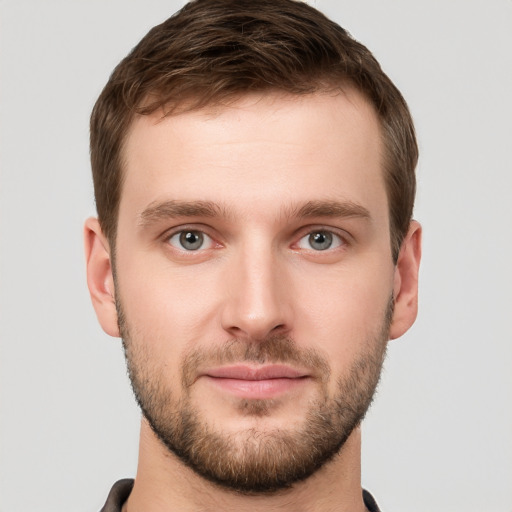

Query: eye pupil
left=179, top=231, right=203, bottom=250
left=309, top=231, right=332, bottom=251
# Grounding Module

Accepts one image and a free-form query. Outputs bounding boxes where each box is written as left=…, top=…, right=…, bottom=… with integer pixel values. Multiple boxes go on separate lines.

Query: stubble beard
left=118, top=300, right=391, bottom=494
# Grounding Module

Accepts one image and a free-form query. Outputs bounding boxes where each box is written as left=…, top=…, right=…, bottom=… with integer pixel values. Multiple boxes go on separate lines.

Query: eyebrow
left=138, top=198, right=371, bottom=228
left=289, top=200, right=371, bottom=220
left=138, top=200, right=226, bottom=227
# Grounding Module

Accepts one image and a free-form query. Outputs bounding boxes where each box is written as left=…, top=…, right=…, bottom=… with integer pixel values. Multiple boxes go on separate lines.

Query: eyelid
left=292, top=225, right=350, bottom=251
left=162, top=224, right=220, bottom=251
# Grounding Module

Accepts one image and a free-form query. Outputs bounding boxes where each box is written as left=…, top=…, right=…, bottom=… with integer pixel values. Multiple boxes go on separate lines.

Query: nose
left=220, top=241, right=292, bottom=341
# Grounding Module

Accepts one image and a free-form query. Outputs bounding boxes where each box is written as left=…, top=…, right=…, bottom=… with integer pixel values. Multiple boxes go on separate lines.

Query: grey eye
left=308, top=231, right=333, bottom=251
left=168, top=230, right=211, bottom=251
left=180, top=231, right=203, bottom=250
left=296, top=230, right=343, bottom=251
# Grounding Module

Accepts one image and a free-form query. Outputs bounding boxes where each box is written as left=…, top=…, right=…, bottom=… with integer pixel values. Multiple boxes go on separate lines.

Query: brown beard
left=118, top=300, right=391, bottom=494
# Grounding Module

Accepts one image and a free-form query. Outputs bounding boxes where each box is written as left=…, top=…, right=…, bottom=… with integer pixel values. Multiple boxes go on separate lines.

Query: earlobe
left=84, top=217, right=120, bottom=337
left=389, top=220, right=422, bottom=340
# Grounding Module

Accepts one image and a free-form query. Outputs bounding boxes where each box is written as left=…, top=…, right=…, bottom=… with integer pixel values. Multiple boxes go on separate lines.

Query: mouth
left=200, top=364, right=311, bottom=399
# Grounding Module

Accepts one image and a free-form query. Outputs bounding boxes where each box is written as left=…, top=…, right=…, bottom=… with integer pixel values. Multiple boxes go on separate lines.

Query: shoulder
left=99, top=479, right=134, bottom=512
left=363, top=488, right=382, bottom=512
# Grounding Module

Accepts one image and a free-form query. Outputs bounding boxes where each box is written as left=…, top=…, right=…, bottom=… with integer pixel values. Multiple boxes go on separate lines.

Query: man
left=84, top=0, right=421, bottom=510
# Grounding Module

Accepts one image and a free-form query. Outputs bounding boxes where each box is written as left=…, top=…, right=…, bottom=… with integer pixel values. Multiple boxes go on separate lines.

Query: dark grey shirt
left=100, top=479, right=381, bottom=511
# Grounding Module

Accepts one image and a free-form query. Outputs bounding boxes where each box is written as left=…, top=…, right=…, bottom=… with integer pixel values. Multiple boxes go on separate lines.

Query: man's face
left=113, top=91, right=396, bottom=492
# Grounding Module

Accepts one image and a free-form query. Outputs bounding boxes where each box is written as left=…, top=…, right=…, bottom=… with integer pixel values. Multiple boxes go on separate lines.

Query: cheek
left=291, top=261, right=393, bottom=371
left=115, top=254, right=225, bottom=355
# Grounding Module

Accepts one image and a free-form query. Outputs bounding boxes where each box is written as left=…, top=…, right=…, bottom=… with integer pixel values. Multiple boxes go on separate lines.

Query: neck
left=123, top=419, right=367, bottom=512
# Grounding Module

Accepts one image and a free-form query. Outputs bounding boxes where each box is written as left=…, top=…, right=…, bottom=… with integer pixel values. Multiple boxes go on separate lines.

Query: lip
left=200, top=365, right=310, bottom=399
left=205, top=364, right=308, bottom=380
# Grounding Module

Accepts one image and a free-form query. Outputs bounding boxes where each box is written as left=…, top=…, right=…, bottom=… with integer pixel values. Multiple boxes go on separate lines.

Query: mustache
left=181, top=335, right=331, bottom=388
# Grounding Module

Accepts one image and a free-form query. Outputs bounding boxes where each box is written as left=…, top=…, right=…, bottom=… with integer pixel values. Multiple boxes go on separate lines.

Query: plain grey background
left=1, top=1, right=511, bottom=510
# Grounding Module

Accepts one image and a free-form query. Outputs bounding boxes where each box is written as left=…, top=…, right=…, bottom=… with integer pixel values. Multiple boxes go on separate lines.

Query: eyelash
left=295, top=230, right=346, bottom=252
left=165, top=228, right=217, bottom=252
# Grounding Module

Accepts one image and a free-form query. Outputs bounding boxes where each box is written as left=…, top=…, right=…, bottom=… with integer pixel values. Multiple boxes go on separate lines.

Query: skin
left=85, top=90, right=421, bottom=512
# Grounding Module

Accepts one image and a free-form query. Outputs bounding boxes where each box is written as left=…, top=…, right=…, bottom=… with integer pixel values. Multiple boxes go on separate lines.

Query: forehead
left=120, top=90, right=386, bottom=223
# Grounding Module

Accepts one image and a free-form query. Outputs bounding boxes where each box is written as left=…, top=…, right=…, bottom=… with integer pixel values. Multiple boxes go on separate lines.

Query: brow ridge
left=289, top=199, right=371, bottom=220
left=138, top=200, right=225, bottom=227
left=138, top=198, right=371, bottom=227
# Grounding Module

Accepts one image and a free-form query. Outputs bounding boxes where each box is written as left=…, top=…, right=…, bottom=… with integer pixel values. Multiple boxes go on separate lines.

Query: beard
left=118, top=299, right=391, bottom=494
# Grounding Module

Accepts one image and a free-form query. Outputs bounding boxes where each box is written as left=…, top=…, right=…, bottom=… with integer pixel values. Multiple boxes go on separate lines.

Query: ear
left=84, top=217, right=120, bottom=337
left=389, top=220, right=422, bottom=340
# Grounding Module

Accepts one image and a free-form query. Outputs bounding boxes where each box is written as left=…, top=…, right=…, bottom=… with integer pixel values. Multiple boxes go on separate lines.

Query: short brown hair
left=90, top=0, right=417, bottom=261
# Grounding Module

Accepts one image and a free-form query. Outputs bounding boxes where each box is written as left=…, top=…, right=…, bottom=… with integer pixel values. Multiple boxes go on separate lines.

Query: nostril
left=270, top=323, right=286, bottom=334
